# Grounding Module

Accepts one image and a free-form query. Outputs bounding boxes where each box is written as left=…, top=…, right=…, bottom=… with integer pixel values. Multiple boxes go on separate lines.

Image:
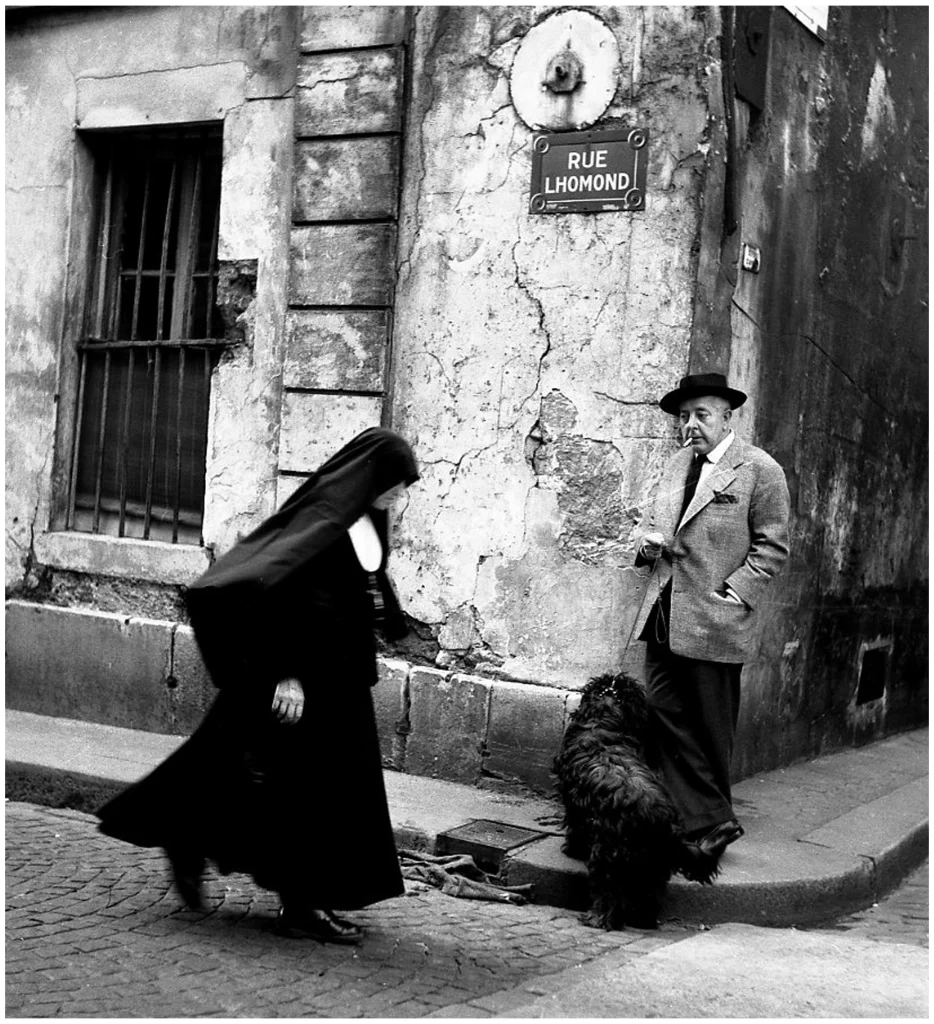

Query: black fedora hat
left=659, top=372, right=747, bottom=415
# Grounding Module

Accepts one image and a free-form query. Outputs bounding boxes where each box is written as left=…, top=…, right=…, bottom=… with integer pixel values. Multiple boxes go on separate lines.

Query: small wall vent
left=855, top=642, right=890, bottom=706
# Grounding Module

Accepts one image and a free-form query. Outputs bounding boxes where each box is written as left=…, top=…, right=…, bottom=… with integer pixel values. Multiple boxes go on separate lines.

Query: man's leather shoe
left=693, top=819, right=744, bottom=855
left=276, top=907, right=364, bottom=944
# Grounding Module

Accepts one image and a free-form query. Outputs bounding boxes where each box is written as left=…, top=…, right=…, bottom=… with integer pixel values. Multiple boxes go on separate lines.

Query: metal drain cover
left=436, top=819, right=547, bottom=870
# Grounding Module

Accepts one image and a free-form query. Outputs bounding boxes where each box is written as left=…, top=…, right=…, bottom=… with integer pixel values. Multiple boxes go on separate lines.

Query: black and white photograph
left=5, top=2, right=928, bottom=1018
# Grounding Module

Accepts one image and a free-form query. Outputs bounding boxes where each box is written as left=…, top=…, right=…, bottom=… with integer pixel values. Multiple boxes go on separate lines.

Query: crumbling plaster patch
left=860, top=60, right=896, bottom=164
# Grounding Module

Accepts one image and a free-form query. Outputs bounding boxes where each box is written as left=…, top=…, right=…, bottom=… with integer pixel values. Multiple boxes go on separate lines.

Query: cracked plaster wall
left=390, top=6, right=715, bottom=687
left=5, top=6, right=297, bottom=592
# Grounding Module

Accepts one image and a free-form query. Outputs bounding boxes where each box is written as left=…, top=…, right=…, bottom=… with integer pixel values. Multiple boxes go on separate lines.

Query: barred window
left=68, top=128, right=226, bottom=545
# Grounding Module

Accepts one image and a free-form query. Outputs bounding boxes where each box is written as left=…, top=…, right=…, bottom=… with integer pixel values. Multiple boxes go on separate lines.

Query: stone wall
left=5, top=600, right=578, bottom=793
left=5, top=6, right=927, bottom=795
left=389, top=6, right=716, bottom=688
left=717, top=7, right=929, bottom=772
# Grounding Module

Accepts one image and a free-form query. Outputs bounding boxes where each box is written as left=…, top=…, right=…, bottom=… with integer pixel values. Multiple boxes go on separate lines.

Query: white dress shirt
left=697, top=429, right=735, bottom=488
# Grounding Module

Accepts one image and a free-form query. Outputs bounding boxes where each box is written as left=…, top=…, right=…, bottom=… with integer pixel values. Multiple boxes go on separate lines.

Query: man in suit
left=633, top=372, right=790, bottom=860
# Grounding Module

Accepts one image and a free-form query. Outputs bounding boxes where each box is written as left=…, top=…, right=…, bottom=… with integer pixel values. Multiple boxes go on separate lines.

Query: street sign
left=529, top=127, right=648, bottom=214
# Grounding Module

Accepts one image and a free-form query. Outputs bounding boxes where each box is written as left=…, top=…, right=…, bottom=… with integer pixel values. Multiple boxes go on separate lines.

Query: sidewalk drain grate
left=436, top=819, right=548, bottom=872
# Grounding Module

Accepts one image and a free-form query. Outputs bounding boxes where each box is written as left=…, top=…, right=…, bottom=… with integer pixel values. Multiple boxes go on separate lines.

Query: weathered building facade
left=6, top=6, right=927, bottom=792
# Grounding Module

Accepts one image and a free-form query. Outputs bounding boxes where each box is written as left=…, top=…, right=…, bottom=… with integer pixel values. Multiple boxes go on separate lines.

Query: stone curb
left=5, top=756, right=927, bottom=928
left=501, top=828, right=930, bottom=928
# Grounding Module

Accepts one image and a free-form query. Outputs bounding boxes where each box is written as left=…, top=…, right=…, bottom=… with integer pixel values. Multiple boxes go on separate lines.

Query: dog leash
left=621, top=552, right=664, bottom=655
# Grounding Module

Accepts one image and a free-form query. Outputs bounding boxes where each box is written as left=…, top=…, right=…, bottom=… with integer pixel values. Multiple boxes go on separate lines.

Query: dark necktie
left=679, top=454, right=707, bottom=520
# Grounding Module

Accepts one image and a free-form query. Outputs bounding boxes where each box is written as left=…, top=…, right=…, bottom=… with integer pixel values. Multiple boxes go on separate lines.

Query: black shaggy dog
left=554, top=672, right=721, bottom=930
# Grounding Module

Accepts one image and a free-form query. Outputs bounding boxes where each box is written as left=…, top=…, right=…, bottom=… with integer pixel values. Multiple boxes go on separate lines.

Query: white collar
left=705, top=429, right=735, bottom=466
left=347, top=514, right=382, bottom=572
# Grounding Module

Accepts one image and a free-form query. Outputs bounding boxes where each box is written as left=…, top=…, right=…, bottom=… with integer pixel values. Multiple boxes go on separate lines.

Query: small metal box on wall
left=529, top=127, right=649, bottom=215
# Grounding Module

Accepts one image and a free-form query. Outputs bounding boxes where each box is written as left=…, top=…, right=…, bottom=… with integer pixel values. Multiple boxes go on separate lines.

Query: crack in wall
left=731, top=296, right=762, bottom=329
left=423, top=349, right=454, bottom=389
left=395, top=9, right=435, bottom=289
left=6, top=185, right=67, bottom=194
left=797, top=332, right=897, bottom=417
left=77, top=61, right=245, bottom=83
left=510, top=239, right=552, bottom=418
left=593, top=392, right=656, bottom=407
left=631, top=6, right=645, bottom=100
left=459, top=101, right=513, bottom=141
left=10, top=445, right=54, bottom=596
left=301, top=71, right=364, bottom=90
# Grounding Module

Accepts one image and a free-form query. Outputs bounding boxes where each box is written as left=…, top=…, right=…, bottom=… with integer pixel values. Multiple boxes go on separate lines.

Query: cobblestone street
left=7, top=802, right=928, bottom=1018
left=806, top=859, right=929, bottom=949
left=5, top=802, right=688, bottom=1018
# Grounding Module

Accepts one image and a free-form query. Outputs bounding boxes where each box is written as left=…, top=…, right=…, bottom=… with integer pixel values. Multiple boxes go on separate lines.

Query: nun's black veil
left=185, top=427, right=418, bottom=690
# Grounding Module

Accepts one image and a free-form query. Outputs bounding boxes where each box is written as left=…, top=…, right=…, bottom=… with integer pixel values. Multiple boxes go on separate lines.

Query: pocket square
left=712, top=491, right=738, bottom=504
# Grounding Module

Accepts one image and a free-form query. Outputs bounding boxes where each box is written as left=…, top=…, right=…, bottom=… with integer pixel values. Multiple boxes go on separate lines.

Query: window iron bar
left=66, top=350, right=89, bottom=531
left=143, top=347, right=162, bottom=540
left=206, top=189, right=220, bottom=326
left=129, top=165, right=152, bottom=341
left=106, top=172, right=126, bottom=342
left=74, top=494, right=202, bottom=529
left=92, top=350, right=112, bottom=533
left=93, top=150, right=115, bottom=339
left=183, top=150, right=204, bottom=336
left=119, top=268, right=217, bottom=279
left=200, top=346, right=211, bottom=547
left=117, top=348, right=136, bottom=537
left=156, top=160, right=178, bottom=342
left=172, top=347, right=186, bottom=543
left=78, top=337, right=227, bottom=350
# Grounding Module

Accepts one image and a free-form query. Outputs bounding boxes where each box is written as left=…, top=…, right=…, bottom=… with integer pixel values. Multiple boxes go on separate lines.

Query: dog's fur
left=554, top=672, right=720, bottom=930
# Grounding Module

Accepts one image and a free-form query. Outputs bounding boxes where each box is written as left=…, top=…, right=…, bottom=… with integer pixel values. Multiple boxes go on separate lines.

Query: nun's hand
left=272, top=677, right=305, bottom=725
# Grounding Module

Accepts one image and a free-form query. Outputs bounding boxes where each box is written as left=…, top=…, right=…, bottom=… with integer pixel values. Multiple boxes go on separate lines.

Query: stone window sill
left=34, top=531, right=211, bottom=586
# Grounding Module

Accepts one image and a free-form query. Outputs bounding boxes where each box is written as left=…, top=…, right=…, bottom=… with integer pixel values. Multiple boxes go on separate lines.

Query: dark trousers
left=644, top=638, right=742, bottom=834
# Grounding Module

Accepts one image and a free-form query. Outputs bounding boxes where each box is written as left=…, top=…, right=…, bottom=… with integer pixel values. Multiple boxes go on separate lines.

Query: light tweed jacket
left=633, top=435, right=791, bottom=663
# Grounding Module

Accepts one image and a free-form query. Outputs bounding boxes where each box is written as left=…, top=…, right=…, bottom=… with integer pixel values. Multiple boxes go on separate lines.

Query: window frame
left=61, top=125, right=227, bottom=547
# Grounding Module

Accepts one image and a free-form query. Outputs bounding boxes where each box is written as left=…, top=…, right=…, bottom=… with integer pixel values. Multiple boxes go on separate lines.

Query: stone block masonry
left=372, top=658, right=409, bottom=769
left=284, top=309, right=390, bottom=392
left=5, top=600, right=580, bottom=795
left=293, top=137, right=401, bottom=222
left=280, top=8, right=409, bottom=488
left=485, top=681, right=571, bottom=792
left=405, top=668, right=491, bottom=784
left=5, top=602, right=212, bottom=737
left=294, top=49, right=404, bottom=136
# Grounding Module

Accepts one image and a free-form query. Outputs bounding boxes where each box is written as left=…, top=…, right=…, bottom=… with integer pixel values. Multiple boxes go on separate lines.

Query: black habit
left=97, top=428, right=419, bottom=910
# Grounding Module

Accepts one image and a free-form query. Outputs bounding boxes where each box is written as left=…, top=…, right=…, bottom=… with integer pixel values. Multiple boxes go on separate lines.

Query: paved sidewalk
left=5, top=709, right=928, bottom=927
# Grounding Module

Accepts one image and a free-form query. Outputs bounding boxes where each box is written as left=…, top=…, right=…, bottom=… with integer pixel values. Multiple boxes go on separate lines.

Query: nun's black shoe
left=276, top=907, right=364, bottom=944
left=166, top=849, right=205, bottom=910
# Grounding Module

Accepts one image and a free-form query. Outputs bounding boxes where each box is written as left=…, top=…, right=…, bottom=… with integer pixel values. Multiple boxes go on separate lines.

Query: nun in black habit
left=97, top=427, right=419, bottom=943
